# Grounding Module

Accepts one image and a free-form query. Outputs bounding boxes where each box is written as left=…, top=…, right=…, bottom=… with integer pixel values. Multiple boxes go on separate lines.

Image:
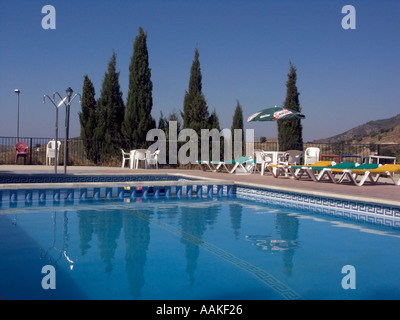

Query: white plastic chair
left=254, top=150, right=272, bottom=174
left=280, top=150, right=303, bottom=165
left=304, top=147, right=320, bottom=165
left=121, top=149, right=132, bottom=168
left=134, top=150, right=147, bottom=169
left=146, top=150, right=160, bottom=169
left=46, top=140, right=61, bottom=165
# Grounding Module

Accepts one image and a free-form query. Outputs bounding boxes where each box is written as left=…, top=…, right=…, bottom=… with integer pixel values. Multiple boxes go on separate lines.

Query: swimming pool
left=1, top=178, right=400, bottom=300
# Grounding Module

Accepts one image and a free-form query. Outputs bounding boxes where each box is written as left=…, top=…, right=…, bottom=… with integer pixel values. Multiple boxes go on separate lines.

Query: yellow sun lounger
left=263, top=163, right=289, bottom=178
left=334, top=164, right=400, bottom=186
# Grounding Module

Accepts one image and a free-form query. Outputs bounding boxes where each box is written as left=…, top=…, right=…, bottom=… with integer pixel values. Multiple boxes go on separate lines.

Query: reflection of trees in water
left=93, top=210, right=122, bottom=275
left=229, top=204, right=242, bottom=240
left=77, top=210, right=95, bottom=256
left=77, top=206, right=151, bottom=298
left=77, top=199, right=301, bottom=297
left=275, top=212, right=299, bottom=277
left=78, top=209, right=123, bottom=275
left=179, top=201, right=220, bottom=286
left=123, top=210, right=151, bottom=299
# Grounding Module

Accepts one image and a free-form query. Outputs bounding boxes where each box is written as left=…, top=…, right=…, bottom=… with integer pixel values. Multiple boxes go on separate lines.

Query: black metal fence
left=1, top=136, right=399, bottom=166
left=252, top=141, right=400, bottom=164
left=0, top=137, right=95, bottom=166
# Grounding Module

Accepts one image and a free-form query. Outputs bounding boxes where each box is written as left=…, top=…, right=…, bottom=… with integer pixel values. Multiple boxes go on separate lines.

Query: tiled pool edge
left=233, top=182, right=400, bottom=228
left=176, top=173, right=400, bottom=228
left=1, top=172, right=399, bottom=228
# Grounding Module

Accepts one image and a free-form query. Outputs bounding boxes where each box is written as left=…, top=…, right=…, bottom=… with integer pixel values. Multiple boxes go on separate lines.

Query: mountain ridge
left=313, top=113, right=400, bottom=144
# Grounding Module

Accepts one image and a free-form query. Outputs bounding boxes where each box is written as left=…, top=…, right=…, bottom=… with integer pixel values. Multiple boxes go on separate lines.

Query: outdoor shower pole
left=64, top=87, right=73, bottom=174
left=43, top=94, right=62, bottom=174
left=56, top=106, right=58, bottom=172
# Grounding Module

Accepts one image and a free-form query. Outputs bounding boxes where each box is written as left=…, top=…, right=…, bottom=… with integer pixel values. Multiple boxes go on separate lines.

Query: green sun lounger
left=291, top=162, right=358, bottom=183
left=266, top=160, right=335, bottom=178
left=196, top=160, right=216, bottom=171
left=287, top=161, right=336, bottom=180
left=212, top=156, right=256, bottom=174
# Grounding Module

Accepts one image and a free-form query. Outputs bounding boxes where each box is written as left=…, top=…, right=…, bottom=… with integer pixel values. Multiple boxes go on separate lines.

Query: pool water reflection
left=1, top=196, right=400, bottom=300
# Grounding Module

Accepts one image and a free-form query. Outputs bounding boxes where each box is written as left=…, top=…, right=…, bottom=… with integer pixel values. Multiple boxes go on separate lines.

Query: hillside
left=313, top=114, right=400, bottom=144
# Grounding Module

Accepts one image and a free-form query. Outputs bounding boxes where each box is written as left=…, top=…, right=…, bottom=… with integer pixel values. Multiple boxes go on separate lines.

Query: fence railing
left=251, top=141, right=400, bottom=164
left=0, top=137, right=95, bottom=166
left=1, top=136, right=399, bottom=166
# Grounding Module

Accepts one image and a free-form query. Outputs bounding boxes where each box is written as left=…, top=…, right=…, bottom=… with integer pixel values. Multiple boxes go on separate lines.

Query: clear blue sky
left=1, top=0, right=399, bottom=141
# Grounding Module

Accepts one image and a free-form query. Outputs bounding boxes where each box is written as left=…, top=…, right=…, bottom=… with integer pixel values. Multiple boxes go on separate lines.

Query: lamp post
left=14, top=89, right=20, bottom=143
left=52, top=88, right=81, bottom=174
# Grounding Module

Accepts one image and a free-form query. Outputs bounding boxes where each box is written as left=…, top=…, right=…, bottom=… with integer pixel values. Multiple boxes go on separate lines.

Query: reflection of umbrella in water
left=247, top=106, right=305, bottom=149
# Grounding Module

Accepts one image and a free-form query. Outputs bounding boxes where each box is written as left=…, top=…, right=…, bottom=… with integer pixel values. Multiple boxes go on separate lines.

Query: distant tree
left=278, top=61, right=303, bottom=151
left=181, top=47, right=210, bottom=135
left=95, top=52, right=125, bottom=163
left=231, top=100, right=244, bottom=138
left=231, top=100, right=244, bottom=156
left=158, top=110, right=182, bottom=135
left=168, top=111, right=182, bottom=133
left=122, top=27, right=155, bottom=149
left=208, top=109, right=220, bottom=130
left=157, top=110, right=182, bottom=166
left=158, top=111, right=167, bottom=132
left=79, top=75, right=98, bottom=163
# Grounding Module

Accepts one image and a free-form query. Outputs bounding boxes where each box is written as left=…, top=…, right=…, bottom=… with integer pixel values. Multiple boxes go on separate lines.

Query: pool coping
left=0, top=174, right=233, bottom=190
left=1, top=170, right=399, bottom=225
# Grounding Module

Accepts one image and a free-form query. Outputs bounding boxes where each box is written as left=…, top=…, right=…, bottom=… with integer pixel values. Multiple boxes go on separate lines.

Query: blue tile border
left=1, top=173, right=399, bottom=228
left=236, top=185, right=400, bottom=228
left=0, top=185, right=237, bottom=208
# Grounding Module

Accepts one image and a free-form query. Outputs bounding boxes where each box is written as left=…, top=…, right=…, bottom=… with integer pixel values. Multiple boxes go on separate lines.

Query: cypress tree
left=122, top=27, right=155, bottom=149
left=182, top=48, right=210, bottom=135
left=158, top=111, right=167, bottom=132
left=231, top=100, right=244, bottom=156
left=208, top=109, right=220, bottom=130
left=158, top=110, right=181, bottom=133
left=278, top=62, right=303, bottom=151
left=157, top=111, right=182, bottom=166
left=231, top=100, right=244, bottom=138
left=79, top=75, right=98, bottom=163
left=95, top=52, right=125, bottom=162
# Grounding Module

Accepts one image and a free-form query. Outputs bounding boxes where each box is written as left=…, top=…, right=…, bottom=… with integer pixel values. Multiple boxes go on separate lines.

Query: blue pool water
left=1, top=189, right=400, bottom=300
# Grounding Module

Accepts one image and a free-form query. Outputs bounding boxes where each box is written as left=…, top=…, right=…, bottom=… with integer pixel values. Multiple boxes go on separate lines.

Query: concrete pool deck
left=1, top=164, right=399, bottom=207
